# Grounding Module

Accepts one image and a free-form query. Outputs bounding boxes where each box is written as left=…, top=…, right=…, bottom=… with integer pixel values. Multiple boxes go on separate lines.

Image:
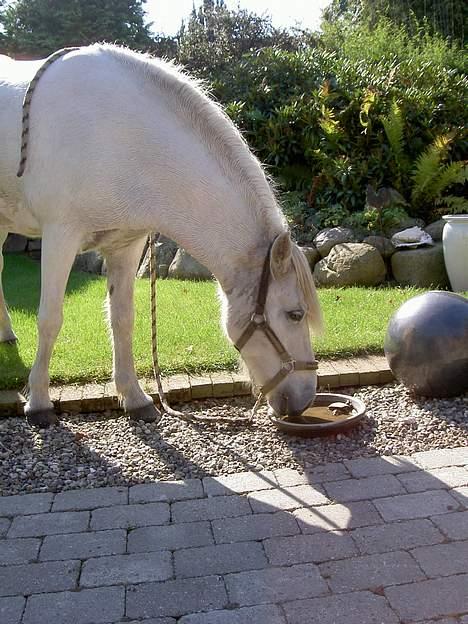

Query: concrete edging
left=0, top=355, right=393, bottom=416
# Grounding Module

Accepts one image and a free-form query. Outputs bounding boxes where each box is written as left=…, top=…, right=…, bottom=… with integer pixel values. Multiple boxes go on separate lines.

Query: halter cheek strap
left=234, top=239, right=318, bottom=397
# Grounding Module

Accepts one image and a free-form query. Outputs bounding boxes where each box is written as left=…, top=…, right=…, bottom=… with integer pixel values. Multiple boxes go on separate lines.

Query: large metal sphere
left=384, top=291, right=468, bottom=397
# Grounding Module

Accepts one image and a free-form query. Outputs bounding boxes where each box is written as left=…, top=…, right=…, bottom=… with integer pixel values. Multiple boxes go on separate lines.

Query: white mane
left=102, top=44, right=287, bottom=239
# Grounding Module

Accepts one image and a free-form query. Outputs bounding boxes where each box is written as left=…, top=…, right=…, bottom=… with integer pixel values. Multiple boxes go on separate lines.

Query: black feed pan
left=269, top=392, right=366, bottom=437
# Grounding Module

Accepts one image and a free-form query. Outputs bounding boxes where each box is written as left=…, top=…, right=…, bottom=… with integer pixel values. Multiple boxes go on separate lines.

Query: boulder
left=300, top=245, right=320, bottom=269
left=168, top=249, right=212, bottom=281
left=27, top=238, right=42, bottom=252
left=313, top=227, right=358, bottom=258
left=387, top=217, right=425, bottom=237
left=425, top=219, right=445, bottom=242
left=313, top=243, right=386, bottom=287
left=138, top=236, right=178, bottom=278
left=391, top=242, right=449, bottom=288
left=3, top=234, right=28, bottom=253
left=73, top=251, right=103, bottom=274
left=363, top=235, right=395, bottom=259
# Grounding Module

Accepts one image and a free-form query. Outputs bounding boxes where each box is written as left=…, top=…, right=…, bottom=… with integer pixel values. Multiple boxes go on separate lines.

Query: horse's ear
left=270, top=232, right=292, bottom=278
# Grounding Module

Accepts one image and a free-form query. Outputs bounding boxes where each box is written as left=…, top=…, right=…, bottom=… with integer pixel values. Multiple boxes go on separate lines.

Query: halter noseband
left=234, top=239, right=319, bottom=397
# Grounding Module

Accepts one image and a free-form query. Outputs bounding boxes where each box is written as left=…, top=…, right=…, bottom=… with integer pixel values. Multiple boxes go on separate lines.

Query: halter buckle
left=251, top=313, right=266, bottom=325
left=281, top=359, right=296, bottom=373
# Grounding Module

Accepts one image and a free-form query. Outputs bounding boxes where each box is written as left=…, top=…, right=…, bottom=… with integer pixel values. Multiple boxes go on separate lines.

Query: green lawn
left=0, top=253, right=434, bottom=390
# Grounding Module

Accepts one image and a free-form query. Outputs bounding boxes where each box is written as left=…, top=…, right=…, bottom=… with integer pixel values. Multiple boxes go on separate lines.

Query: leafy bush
left=208, top=18, right=467, bottom=230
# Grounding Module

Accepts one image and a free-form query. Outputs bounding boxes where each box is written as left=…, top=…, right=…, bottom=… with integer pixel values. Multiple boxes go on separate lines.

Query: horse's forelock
left=291, top=244, right=324, bottom=335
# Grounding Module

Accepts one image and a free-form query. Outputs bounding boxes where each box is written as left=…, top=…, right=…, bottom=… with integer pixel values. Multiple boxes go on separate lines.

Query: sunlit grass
left=0, top=253, right=447, bottom=390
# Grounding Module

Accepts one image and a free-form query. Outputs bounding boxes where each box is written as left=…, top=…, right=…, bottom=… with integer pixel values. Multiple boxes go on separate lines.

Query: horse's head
left=221, top=232, right=323, bottom=418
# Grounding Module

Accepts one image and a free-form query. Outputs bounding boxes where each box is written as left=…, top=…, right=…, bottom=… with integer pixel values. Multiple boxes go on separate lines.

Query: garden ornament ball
left=384, top=291, right=468, bottom=398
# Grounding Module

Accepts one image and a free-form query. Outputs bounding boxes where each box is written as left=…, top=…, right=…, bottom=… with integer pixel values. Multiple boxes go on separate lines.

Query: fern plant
left=382, top=102, right=467, bottom=217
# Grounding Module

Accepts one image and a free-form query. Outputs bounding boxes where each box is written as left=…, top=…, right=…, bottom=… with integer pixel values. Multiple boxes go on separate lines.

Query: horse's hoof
left=127, top=403, right=162, bottom=423
left=26, top=409, right=59, bottom=428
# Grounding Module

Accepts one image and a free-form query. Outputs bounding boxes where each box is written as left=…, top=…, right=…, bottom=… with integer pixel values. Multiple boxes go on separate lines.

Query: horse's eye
left=287, top=309, right=305, bottom=322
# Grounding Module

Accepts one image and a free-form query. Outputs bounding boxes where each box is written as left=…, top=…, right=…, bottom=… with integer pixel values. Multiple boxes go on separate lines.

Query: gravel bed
left=0, top=383, right=467, bottom=496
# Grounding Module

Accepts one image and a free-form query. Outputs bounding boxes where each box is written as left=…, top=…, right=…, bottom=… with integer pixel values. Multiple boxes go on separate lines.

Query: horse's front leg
left=25, top=225, right=81, bottom=427
left=0, top=231, right=18, bottom=344
left=104, top=237, right=161, bottom=423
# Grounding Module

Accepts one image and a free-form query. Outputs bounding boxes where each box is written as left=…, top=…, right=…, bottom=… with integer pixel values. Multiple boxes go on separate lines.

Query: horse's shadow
left=4, top=411, right=466, bottom=624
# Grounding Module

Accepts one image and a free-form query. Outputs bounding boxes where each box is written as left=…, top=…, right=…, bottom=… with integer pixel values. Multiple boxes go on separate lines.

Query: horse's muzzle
left=267, top=380, right=317, bottom=419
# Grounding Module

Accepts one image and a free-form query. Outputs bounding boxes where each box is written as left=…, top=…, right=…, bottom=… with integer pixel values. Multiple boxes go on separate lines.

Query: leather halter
left=234, top=239, right=319, bottom=397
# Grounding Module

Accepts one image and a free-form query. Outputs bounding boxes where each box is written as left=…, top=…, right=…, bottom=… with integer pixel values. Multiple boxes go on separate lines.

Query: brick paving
left=0, top=446, right=467, bottom=624
left=0, top=355, right=392, bottom=416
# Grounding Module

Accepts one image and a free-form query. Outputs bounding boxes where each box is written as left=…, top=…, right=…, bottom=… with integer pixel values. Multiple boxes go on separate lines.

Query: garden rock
left=391, top=242, right=449, bottom=288
left=313, top=227, right=358, bottom=258
left=3, top=234, right=27, bottom=253
left=425, top=219, right=445, bottom=241
left=387, top=217, right=425, bottom=237
left=73, top=251, right=103, bottom=274
left=300, top=245, right=320, bottom=269
left=138, top=236, right=178, bottom=278
left=313, top=242, right=386, bottom=286
left=363, top=235, right=395, bottom=259
left=168, top=249, right=212, bottom=281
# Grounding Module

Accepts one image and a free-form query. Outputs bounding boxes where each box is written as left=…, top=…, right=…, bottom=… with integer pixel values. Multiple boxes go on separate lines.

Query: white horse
left=0, top=45, right=322, bottom=426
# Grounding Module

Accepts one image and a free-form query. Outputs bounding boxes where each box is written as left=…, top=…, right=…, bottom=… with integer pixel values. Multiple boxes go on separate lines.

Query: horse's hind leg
left=25, top=225, right=81, bottom=427
left=103, top=236, right=161, bottom=423
left=0, top=231, right=18, bottom=344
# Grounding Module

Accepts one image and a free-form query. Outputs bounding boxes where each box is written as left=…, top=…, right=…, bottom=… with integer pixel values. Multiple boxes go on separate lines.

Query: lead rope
left=17, top=47, right=80, bottom=177
left=148, top=233, right=257, bottom=424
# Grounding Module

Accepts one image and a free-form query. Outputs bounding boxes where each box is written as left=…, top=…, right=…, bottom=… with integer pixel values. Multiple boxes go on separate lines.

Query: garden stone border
left=0, top=356, right=393, bottom=417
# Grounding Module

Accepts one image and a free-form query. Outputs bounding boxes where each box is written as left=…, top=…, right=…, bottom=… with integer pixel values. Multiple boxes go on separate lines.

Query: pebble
left=0, top=383, right=466, bottom=496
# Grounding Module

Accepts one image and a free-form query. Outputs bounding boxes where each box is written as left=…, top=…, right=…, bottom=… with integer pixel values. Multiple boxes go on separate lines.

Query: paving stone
left=121, top=620, right=175, bottom=624
left=90, top=502, right=169, bottom=530
left=451, top=486, right=468, bottom=508
left=323, top=474, right=405, bottom=503
left=344, top=455, right=419, bottom=478
left=23, top=586, right=125, bottom=624
left=0, top=493, right=53, bottom=517
left=294, top=500, right=382, bottom=534
left=80, top=551, right=172, bottom=587
left=0, top=518, right=10, bottom=537
left=225, top=563, right=327, bottom=606
left=412, top=447, right=467, bottom=469
left=430, top=510, right=468, bottom=540
left=40, top=529, right=126, bottom=561
left=203, top=471, right=276, bottom=496
left=0, top=560, right=80, bottom=596
left=308, top=462, right=351, bottom=483
left=283, top=590, right=399, bottom=624
left=385, top=574, right=468, bottom=621
left=52, top=486, right=127, bottom=511
left=247, top=484, right=328, bottom=513
left=7, top=511, right=89, bottom=537
left=129, top=479, right=203, bottom=503
left=0, top=538, right=41, bottom=565
left=397, top=466, right=468, bottom=493
left=374, top=490, right=460, bottom=521
left=273, top=463, right=350, bottom=488
left=171, top=495, right=251, bottom=523
left=320, top=550, right=425, bottom=592
left=263, top=531, right=357, bottom=566
left=411, top=540, right=468, bottom=577
left=128, top=521, right=213, bottom=553
left=174, top=541, right=267, bottom=578
left=126, top=576, right=228, bottom=619
left=0, top=596, right=25, bottom=624
left=178, top=604, right=286, bottom=624
left=211, top=510, right=300, bottom=543
left=351, top=518, right=445, bottom=555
